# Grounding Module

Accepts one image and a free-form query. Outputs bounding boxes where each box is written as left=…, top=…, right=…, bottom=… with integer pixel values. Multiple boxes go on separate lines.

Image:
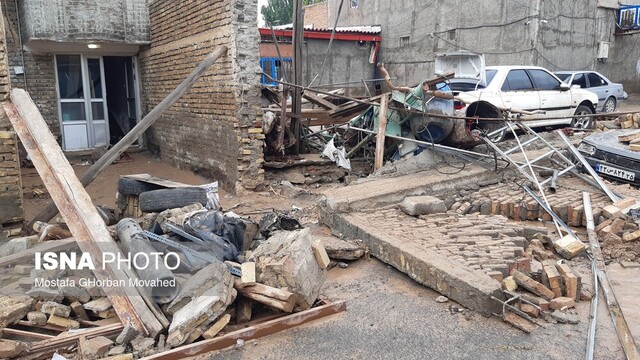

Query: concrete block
left=0, top=294, right=34, bottom=327
left=400, top=195, right=447, bottom=216
left=82, top=336, right=113, bottom=359
left=47, top=314, right=79, bottom=329
left=501, top=276, right=517, bottom=291
left=26, top=311, right=46, bottom=325
left=40, top=301, right=71, bottom=317
left=613, top=197, right=637, bottom=211
left=319, top=236, right=366, bottom=260
left=550, top=297, right=575, bottom=310
left=602, top=205, right=622, bottom=219
left=250, top=228, right=326, bottom=311
left=609, top=218, right=626, bottom=236
left=0, top=339, right=23, bottom=359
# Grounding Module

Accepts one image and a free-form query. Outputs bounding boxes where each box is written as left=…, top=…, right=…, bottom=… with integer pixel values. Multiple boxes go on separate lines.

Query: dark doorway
left=103, top=56, right=138, bottom=145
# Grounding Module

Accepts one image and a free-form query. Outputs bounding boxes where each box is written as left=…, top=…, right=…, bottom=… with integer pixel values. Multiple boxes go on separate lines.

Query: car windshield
left=555, top=73, right=571, bottom=82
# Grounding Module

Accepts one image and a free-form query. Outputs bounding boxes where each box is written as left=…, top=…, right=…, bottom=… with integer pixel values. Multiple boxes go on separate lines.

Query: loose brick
left=622, top=230, right=640, bottom=242
left=550, top=297, right=575, bottom=310
left=519, top=303, right=540, bottom=318
left=511, top=270, right=555, bottom=300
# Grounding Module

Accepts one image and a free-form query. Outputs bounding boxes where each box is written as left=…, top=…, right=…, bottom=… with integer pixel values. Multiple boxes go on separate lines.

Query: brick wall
left=0, top=3, right=24, bottom=231
left=304, top=1, right=328, bottom=28
left=3, top=1, right=60, bottom=140
left=139, top=0, right=264, bottom=192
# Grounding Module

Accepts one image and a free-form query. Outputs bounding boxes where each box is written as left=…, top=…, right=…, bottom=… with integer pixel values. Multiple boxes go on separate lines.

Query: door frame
left=54, top=54, right=110, bottom=151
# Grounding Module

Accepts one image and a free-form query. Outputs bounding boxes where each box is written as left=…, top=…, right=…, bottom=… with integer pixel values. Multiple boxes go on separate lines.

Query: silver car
left=555, top=71, right=627, bottom=113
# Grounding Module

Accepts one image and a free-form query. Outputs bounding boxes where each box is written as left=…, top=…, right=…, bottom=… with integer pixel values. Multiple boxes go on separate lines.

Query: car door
left=586, top=72, right=608, bottom=109
left=499, top=69, right=540, bottom=118
left=527, top=69, right=572, bottom=123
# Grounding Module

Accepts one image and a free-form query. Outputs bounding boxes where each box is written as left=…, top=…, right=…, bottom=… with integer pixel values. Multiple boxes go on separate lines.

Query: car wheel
left=603, top=97, right=616, bottom=113
left=571, top=105, right=593, bottom=129
left=138, top=187, right=208, bottom=213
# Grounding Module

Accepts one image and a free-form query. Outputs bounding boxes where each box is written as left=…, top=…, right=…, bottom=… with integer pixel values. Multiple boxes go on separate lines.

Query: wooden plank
left=0, top=238, right=77, bottom=268
left=303, top=91, right=338, bottom=110
left=240, top=262, right=256, bottom=287
left=121, top=174, right=192, bottom=189
left=630, top=144, right=640, bottom=152
left=24, top=323, right=123, bottom=356
left=141, top=300, right=347, bottom=360
left=30, top=45, right=228, bottom=226
left=3, top=328, right=55, bottom=340
left=374, top=94, right=389, bottom=170
left=583, top=192, right=640, bottom=360
left=5, top=92, right=164, bottom=337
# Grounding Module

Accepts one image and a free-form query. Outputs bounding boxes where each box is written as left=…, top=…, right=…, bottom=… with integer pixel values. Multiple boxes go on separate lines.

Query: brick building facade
left=140, top=0, right=264, bottom=190
left=0, top=0, right=264, bottom=192
left=0, top=3, right=24, bottom=237
left=304, top=1, right=328, bottom=28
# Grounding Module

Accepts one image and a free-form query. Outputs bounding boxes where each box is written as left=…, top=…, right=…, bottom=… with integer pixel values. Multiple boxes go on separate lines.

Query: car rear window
left=502, top=69, right=534, bottom=91
left=528, top=69, right=561, bottom=90
left=556, top=73, right=571, bottom=82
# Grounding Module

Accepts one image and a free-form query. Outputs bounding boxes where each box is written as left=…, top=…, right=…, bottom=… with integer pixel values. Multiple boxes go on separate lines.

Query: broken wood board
left=22, top=323, right=123, bottom=357
left=5, top=90, right=164, bottom=337
left=121, top=174, right=193, bottom=189
left=302, top=91, right=337, bottom=110
left=141, top=300, right=347, bottom=360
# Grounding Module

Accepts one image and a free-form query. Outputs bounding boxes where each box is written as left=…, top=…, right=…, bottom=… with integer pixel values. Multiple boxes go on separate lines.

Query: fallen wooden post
left=233, top=279, right=295, bottom=313
left=584, top=192, right=640, bottom=360
left=30, top=45, right=228, bottom=226
left=374, top=94, right=389, bottom=170
left=141, top=300, right=347, bottom=360
left=5, top=90, right=164, bottom=337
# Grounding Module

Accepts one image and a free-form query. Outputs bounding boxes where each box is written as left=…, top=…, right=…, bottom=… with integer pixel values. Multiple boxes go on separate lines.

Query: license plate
left=595, top=163, right=635, bottom=181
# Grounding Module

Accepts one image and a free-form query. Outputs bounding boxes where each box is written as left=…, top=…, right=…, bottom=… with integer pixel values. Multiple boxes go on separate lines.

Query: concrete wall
left=327, top=0, right=640, bottom=92
left=139, top=0, right=264, bottom=192
left=303, top=38, right=376, bottom=96
left=304, top=1, right=328, bottom=28
left=0, top=3, right=24, bottom=232
left=3, top=1, right=60, bottom=140
left=20, top=0, right=149, bottom=44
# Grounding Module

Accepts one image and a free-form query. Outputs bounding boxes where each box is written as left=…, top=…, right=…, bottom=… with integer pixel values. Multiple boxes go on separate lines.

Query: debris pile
left=596, top=113, right=640, bottom=132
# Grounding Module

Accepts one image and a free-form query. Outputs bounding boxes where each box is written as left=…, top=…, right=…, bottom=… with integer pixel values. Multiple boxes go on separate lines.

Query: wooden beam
left=583, top=192, right=640, bottom=360
left=3, top=328, right=55, bottom=340
left=302, top=91, right=337, bottom=110
left=5, top=91, right=163, bottom=337
left=374, top=94, right=389, bottom=170
left=141, top=300, right=347, bottom=360
left=30, top=45, right=228, bottom=226
left=291, top=0, right=303, bottom=154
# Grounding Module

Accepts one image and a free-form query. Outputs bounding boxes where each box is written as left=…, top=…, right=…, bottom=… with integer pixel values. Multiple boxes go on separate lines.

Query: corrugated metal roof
left=269, top=24, right=381, bottom=34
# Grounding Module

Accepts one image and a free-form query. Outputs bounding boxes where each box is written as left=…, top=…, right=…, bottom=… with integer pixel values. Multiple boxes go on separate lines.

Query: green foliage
left=261, top=0, right=324, bottom=26
left=261, top=0, right=292, bottom=26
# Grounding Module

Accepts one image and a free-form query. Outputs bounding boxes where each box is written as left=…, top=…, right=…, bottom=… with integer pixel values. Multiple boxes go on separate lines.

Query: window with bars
left=260, top=57, right=292, bottom=85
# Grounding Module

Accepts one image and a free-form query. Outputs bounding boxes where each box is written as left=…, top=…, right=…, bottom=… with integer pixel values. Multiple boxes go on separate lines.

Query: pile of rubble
left=0, top=190, right=349, bottom=358
left=596, top=113, right=640, bottom=132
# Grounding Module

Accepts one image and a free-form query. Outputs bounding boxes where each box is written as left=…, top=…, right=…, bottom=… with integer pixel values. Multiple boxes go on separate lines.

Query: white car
left=450, top=66, right=599, bottom=140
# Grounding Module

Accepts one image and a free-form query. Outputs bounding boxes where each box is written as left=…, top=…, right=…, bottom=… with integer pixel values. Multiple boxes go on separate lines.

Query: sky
left=257, top=0, right=268, bottom=27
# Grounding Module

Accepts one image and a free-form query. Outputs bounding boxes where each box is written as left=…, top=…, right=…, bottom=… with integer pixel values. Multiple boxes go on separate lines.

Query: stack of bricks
left=351, top=209, right=546, bottom=282
left=140, top=0, right=264, bottom=192
left=0, top=4, right=23, bottom=239
left=449, top=183, right=612, bottom=227
left=0, top=131, right=23, bottom=239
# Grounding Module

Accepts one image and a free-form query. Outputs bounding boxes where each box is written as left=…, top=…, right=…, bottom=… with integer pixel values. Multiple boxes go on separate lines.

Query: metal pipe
left=548, top=170, right=559, bottom=194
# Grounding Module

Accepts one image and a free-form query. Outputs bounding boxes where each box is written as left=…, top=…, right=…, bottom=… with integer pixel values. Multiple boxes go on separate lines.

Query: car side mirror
left=559, top=83, right=570, bottom=91
left=571, top=84, right=581, bottom=89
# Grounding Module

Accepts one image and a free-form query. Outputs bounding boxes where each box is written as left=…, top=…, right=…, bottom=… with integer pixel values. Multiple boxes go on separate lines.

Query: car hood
left=582, top=129, right=640, bottom=160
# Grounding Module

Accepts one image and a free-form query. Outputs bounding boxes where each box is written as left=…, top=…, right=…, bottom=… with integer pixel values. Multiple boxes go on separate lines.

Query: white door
left=527, top=69, right=572, bottom=120
left=55, top=54, right=109, bottom=151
